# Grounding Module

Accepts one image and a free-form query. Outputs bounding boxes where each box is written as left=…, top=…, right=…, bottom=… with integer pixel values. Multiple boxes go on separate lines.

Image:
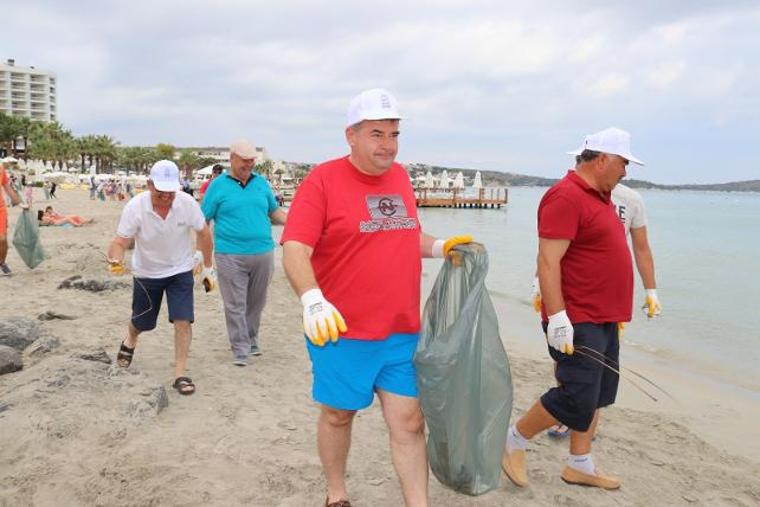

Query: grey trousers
left=215, top=252, right=274, bottom=359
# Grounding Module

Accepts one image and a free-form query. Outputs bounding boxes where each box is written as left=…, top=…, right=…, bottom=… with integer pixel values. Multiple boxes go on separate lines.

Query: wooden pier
left=414, top=187, right=507, bottom=209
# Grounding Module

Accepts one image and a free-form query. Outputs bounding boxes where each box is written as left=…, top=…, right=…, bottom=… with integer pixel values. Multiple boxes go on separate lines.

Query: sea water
left=418, top=187, right=760, bottom=394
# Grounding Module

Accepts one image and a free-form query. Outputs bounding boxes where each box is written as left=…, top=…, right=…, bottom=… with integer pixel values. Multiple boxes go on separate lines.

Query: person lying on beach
left=39, top=206, right=94, bottom=227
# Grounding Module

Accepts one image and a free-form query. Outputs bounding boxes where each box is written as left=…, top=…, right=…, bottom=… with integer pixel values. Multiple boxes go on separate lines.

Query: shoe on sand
left=561, top=466, right=620, bottom=490
left=325, top=497, right=351, bottom=507
left=548, top=424, right=570, bottom=439
left=501, top=448, right=528, bottom=487
left=0, top=263, right=11, bottom=276
left=232, top=357, right=247, bottom=367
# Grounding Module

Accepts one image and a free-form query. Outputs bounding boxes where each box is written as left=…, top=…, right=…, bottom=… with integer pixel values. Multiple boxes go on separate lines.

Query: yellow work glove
left=641, top=289, right=662, bottom=319
left=443, top=235, right=473, bottom=255
left=617, top=321, right=626, bottom=338
left=200, top=266, right=216, bottom=293
left=531, top=277, right=542, bottom=313
left=300, top=288, right=348, bottom=346
left=432, top=235, right=474, bottom=266
left=107, top=259, right=126, bottom=275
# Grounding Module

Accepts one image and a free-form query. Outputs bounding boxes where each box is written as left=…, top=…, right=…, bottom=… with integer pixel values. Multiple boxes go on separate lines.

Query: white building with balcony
left=0, top=59, right=57, bottom=122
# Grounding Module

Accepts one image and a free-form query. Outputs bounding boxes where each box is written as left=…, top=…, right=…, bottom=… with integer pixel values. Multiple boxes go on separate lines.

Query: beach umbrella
left=425, top=171, right=434, bottom=188
left=439, top=170, right=450, bottom=189
left=473, top=171, right=483, bottom=189
left=453, top=172, right=465, bottom=189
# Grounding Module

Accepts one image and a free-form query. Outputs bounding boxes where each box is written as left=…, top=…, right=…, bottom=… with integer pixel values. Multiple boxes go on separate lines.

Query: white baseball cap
left=346, top=88, right=402, bottom=127
left=568, top=127, right=644, bottom=165
left=149, top=160, right=181, bottom=192
left=230, top=139, right=257, bottom=159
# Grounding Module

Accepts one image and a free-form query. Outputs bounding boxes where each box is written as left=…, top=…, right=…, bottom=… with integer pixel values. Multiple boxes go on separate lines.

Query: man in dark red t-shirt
left=502, top=128, right=644, bottom=491
left=281, top=89, right=471, bottom=507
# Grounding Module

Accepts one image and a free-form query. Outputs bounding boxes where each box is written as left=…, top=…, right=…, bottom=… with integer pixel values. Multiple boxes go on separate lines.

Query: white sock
left=567, top=453, right=595, bottom=475
left=506, top=425, right=529, bottom=452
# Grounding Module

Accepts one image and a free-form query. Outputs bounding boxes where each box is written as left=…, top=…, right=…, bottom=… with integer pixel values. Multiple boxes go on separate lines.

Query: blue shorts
left=131, top=270, right=194, bottom=332
left=306, top=333, right=419, bottom=411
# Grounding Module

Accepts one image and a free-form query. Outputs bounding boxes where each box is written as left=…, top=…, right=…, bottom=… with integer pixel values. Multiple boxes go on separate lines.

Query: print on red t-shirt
left=281, top=157, right=421, bottom=340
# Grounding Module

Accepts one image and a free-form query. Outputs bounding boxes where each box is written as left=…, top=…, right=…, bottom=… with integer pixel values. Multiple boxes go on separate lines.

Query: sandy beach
left=1, top=188, right=759, bottom=506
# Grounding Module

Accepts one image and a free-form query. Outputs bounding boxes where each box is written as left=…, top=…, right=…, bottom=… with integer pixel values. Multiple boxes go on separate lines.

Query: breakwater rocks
left=0, top=317, right=168, bottom=463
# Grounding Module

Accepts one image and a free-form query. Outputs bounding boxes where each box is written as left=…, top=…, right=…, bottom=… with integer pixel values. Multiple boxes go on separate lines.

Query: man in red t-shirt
left=0, top=162, right=26, bottom=276
left=502, top=128, right=644, bottom=491
left=281, top=89, right=470, bottom=507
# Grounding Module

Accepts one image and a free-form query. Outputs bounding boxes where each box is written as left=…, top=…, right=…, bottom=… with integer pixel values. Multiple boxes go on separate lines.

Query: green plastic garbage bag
left=12, top=209, right=45, bottom=269
left=414, top=243, right=512, bottom=495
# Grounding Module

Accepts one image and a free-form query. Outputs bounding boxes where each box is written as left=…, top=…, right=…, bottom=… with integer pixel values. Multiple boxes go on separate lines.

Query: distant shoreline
left=401, top=164, right=760, bottom=193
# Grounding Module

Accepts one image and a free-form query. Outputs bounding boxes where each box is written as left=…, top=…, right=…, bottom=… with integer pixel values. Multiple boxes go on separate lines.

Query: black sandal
left=172, top=377, right=196, bottom=395
left=117, top=341, right=135, bottom=368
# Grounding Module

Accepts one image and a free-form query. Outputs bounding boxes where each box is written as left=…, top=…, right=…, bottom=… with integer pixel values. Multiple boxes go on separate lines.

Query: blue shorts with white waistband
left=306, top=333, right=419, bottom=411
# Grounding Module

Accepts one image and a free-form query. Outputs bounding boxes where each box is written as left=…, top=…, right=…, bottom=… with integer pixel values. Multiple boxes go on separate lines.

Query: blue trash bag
left=414, top=243, right=512, bottom=495
left=12, top=209, right=45, bottom=269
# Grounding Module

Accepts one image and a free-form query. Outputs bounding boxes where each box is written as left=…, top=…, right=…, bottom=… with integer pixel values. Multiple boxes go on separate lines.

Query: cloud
left=586, top=73, right=631, bottom=97
left=3, top=0, right=760, bottom=183
left=645, top=61, right=687, bottom=90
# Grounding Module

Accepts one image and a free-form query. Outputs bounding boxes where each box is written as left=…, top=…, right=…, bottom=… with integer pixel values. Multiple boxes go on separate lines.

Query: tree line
left=0, top=113, right=220, bottom=175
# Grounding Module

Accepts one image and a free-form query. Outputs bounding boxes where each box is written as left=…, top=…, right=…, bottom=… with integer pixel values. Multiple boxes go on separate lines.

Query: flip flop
left=548, top=424, right=571, bottom=438
left=116, top=341, right=135, bottom=368
left=172, top=377, right=196, bottom=395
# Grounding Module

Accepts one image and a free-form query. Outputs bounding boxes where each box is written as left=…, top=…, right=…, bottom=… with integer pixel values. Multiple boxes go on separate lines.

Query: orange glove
left=531, top=277, right=542, bottom=313
left=107, top=259, right=126, bottom=275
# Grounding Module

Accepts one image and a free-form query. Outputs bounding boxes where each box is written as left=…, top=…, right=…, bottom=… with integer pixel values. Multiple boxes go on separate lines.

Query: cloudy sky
left=5, top=0, right=759, bottom=184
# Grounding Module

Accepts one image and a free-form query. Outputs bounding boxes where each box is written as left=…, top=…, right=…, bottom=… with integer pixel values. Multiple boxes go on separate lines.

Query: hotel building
left=0, top=59, right=57, bottom=122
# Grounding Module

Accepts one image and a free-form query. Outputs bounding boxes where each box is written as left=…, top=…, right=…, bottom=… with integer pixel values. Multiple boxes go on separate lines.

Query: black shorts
left=540, top=322, right=620, bottom=432
left=131, top=270, right=194, bottom=332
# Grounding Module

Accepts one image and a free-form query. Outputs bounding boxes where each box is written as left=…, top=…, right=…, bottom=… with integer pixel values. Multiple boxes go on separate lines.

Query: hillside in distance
left=412, top=164, right=760, bottom=192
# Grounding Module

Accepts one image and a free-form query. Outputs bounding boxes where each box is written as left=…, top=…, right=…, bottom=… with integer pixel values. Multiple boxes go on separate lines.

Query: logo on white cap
left=346, top=88, right=402, bottom=127
left=149, top=160, right=181, bottom=192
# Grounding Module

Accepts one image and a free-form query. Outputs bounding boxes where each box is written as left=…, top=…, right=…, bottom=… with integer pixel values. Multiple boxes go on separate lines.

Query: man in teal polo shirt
left=201, top=139, right=288, bottom=365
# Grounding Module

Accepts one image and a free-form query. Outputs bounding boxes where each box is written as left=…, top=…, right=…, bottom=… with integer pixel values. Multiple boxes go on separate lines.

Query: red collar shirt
left=538, top=171, right=633, bottom=323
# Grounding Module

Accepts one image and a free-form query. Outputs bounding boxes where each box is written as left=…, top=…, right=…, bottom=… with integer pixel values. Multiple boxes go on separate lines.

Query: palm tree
left=0, top=112, right=21, bottom=158
left=76, top=135, right=98, bottom=172
left=178, top=149, right=201, bottom=179
left=256, top=159, right=274, bottom=181
left=15, top=116, right=33, bottom=162
left=93, top=135, right=118, bottom=173
left=155, top=143, right=176, bottom=161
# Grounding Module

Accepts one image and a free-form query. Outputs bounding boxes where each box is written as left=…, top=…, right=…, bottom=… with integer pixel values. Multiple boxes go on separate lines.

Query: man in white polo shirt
left=107, top=160, right=215, bottom=395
